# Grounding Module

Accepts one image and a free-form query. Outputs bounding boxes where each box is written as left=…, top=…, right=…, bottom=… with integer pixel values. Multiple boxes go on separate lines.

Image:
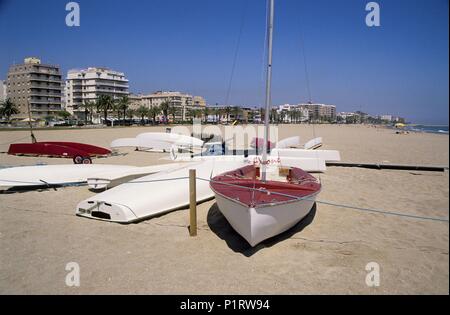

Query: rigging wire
left=224, top=0, right=249, bottom=108
left=296, top=6, right=322, bottom=182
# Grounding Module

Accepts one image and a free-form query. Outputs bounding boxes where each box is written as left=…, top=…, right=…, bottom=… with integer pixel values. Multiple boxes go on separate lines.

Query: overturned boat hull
left=87, top=163, right=190, bottom=190
left=0, top=164, right=136, bottom=188
left=76, top=159, right=247, bottom=223
left=8, top=142, right=111, bottom=162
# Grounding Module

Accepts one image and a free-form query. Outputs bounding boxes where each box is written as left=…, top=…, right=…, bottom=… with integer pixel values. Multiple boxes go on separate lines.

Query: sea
left=405, top=125, right=449, bottom=134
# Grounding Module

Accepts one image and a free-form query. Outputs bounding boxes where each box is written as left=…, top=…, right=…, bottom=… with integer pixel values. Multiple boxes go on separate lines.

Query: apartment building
left=277, top=104, right=310, bottom=122
left=141, top=91, right=206, bottom=121
left=6, top=57, right=63, bottom=119
left=0, top=80, right=6, bottom=102
left=65, top=67, right=129, bottom=120
left=298, top=103, right=336, bottom=122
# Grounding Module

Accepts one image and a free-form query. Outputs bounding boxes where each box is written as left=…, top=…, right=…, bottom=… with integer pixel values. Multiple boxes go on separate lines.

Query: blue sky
left=0, top=0, right=448, bottom=124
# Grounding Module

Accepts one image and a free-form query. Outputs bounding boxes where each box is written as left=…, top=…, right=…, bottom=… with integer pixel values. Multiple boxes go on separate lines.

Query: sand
left=0, top=124, right=448, bottom=294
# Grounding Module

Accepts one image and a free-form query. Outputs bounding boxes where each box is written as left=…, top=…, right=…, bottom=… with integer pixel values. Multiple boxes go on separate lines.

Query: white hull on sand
left=275, top=136, right=300, bottom=149
left=303, top=137, right=323, bottom=150
left=0, top=164, right=137, bottom=188
left=214, top=190, right=318, bottom=247
left=76, top=159, right=247, bottom=223
left=87, top=163, right=191, bottom=190
left=111, top=133, right=203, bottom=152
left=210, top=165, right=321, bottom=247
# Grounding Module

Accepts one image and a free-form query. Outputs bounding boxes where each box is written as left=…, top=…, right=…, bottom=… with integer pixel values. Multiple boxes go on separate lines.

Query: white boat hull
left=214, top=190, right=318, bottom=247
left=76, top=159, right=247, bottom=223
left=303, top=137, right=323, bottom=150
left=86, top=163, right=190, bottom=190
left=0, top=164, right=137, bottom=188
left=275, top=136, right=300, bottom=149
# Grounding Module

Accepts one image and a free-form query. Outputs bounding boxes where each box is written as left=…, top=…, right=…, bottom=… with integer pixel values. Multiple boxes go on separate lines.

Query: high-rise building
left=0, top=80, right=6, bottom=102
left=65, top=67, right=129, bottom=120
left=6, top=57, right=63, bottom=119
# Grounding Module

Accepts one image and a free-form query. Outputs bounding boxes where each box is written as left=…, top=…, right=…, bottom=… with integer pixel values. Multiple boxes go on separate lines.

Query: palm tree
left=224, top=106, right=232, bottom=124
left=0, top=98, right=20, bottom=122
left=270, top=108, right=278, bottom=123
left=118, top=96, right=129, bottom=122
left=127, top=109, right=136, bottom=120
left=160, top=100, right=170, bottom=124
left=97, top=95, right=114, bottom=125
left=112, top=100, right=122, bottom=124
left=136, top=106, right=149, bottom=125
left=248, top=110, right=254, bottom=123
left=80, top=101, right=95, bottom=125
left=232, top=106, right=241, bottom=123
left=259, top=107, right=265, bottom=123
left=168, top=104, right=177, bottom=124
left=149, top=105, right=160, bottom=124
left=202, top=107, right=209, bottom=123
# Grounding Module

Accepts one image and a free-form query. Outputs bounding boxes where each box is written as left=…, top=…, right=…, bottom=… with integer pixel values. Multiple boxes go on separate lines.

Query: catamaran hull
left=214, top=191, right=318, bottom=247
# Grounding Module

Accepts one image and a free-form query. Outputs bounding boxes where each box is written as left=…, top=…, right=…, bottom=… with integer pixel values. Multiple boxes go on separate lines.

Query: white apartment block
left=380, top=115, right=393, bottom=122
left=65, top=67, right=129, bottom=120
left=277, top=104, right=310, bottom=122
left=0, top=80, right=6, bottom=102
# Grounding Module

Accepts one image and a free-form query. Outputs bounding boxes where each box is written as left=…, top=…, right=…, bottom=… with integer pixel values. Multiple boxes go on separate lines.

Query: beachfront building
left=275, top=103, right=335, bottom=123
left=277, top=104, right=310, bottom=123
left=0, top=80, right=6, bottom=102
left=205, top=105, right=251, bottom=123
left=65, top=67, right=129, bottom=120
left=337, top=112, right=361, bottom=124
left=140, top=91, right=206, bottom=122
left=6, top=57, right=63, bottom=120
left=128, top=94, right=144, bottom=111
left=380, top=114, right=393, bottom=122
left=298, top=103, right=336, bottom=122
left=378, top=114, right=405, bottom=124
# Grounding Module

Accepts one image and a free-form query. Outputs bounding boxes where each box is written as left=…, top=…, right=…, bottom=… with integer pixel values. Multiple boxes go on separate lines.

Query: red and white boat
left=210, top=165, right=321, bottom=246
left=210, top=0, right=321, bottom=247
left=8, top=142, right=111, bottom=164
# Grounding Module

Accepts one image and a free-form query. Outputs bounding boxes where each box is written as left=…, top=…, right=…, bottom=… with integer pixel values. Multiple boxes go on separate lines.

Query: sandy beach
left=0, top=124, right=448, bottom=294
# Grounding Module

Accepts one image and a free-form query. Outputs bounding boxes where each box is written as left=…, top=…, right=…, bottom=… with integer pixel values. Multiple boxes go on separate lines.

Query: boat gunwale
left=210, top=178, right=322, bottom=209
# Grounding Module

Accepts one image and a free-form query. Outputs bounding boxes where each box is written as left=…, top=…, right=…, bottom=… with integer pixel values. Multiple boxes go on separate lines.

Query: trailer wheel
left=82, top=157, right=92, bottom=164
left=73, top=155, right=84, bottom=164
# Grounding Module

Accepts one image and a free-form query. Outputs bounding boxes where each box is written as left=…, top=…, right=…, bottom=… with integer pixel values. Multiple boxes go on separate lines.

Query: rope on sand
left=1, top=175, right=448, bottom=223
left=197, top=177, right=449, bottom=223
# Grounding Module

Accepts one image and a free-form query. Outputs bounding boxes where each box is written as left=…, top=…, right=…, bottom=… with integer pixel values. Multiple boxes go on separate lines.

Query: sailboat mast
left=261, top=0, right=274, bottom=181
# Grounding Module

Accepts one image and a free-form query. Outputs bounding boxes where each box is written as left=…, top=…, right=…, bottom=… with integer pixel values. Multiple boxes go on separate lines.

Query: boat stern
left=76, top=200, right=138, bottom=223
